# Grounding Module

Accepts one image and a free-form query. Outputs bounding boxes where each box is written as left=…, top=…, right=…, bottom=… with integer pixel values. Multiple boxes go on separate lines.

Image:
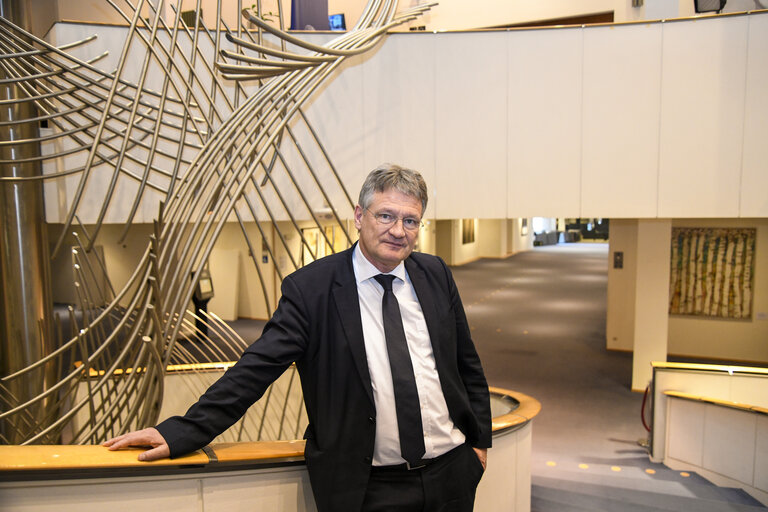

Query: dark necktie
left=373, top=274, right=426, bottom=466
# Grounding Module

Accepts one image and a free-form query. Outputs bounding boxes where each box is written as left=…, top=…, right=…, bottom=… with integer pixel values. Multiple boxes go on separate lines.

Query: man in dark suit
left=105, top=164, right=492, bottom=512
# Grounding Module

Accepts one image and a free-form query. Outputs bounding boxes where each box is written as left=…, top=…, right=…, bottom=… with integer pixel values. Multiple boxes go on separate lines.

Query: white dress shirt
left=353, top=245, right=466, bottom=466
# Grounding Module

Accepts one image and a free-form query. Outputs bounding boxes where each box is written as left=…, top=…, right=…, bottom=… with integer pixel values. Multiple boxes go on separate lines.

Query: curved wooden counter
left=489, top=387, right=542, bottom=433
left=0, top=388, right=541, bottom=512
left=0, top=387, right=541, bottom=479
left=0, top=387, right=540, bottom=475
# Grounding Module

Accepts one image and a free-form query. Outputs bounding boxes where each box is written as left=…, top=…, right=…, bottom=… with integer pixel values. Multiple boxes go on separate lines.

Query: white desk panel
left=507, top=28, right=583, bottom=218
left=434, top=31, right=508, bottom=220
left=702, top=406, right=757, bottom=485
left=741, top=13, right=768, bottom=218
left=581, top=23, right=662, bottom=218
left=362, top=34, right=437, bottom=220
left=666, top=398, right=705, bottom=467
left=658, top=16, right=748, bottom=218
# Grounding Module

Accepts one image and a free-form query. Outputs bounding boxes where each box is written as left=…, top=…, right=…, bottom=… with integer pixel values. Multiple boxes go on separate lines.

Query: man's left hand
left=472, top=447, right=487, bottom=471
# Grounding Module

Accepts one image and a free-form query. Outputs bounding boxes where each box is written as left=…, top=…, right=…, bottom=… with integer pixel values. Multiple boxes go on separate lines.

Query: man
left=105, top=164, right=492, bottom=512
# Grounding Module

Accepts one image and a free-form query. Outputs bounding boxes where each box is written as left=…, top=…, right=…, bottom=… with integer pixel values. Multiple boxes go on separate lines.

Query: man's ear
left=353, top=205, right=363, bottom=230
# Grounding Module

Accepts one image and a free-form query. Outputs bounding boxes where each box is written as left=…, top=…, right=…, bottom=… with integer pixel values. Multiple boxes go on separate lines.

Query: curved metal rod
left=0, top=17, right=198, bottom=109
left=221, top=34, right=337, bottom=64
left=0, top=247, right=153, bottom=383
left=0, top=0, right=434, bottom=445
left=0, top=33, right=98, bottom=59
left=156, top=3, right=414, bottom=341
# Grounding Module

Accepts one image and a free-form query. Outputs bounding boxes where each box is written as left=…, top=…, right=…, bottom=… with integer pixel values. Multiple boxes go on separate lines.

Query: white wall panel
left=740, top=13, right=768, bottom=217
left=703, top=406, right=756, bottom=485
left=757, top=415, right=768, bottom=493
left=362, top=34, right=437, bottom=218
left=658, top=16, right=748, bottom=218
left=0, top=477, right=203, bottom=511
left=507, top=28, right=583, bottom=218
left=581, top=23, right=662, bottom=218
left=43, top=13, right=768, bottom=223
left=434, top=31, right=508, bottom=219
left=666, top=398, right=705, bottom=466
left=203, top=468, right=316, bottom=512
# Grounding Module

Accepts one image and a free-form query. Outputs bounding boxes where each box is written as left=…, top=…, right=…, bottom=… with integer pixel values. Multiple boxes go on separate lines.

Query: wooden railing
left=0, top=387, right=540, bottom=474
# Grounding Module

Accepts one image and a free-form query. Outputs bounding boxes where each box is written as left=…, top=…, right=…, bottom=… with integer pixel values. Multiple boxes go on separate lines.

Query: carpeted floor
left=450, top=243, right=648, bottom=466
left=451, top=243, right=766, bottom=511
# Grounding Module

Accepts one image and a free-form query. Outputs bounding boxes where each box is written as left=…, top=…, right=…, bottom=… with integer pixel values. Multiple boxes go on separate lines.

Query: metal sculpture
left=0, top=0, right=432, bottom=445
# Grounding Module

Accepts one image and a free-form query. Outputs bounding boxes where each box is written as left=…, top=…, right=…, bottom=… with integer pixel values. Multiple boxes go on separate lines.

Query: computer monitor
left=694, top=0, right=726, bottom=12
left=329, top=13, right=346, bottom=31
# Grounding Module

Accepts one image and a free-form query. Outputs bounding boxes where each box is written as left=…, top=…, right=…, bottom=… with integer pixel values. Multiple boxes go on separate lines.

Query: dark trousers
left=361, top=444, right=485, bottom=512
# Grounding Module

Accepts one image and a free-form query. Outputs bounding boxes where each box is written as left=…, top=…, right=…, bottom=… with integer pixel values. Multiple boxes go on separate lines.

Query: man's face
left=354, top=188, right=423, bottom=273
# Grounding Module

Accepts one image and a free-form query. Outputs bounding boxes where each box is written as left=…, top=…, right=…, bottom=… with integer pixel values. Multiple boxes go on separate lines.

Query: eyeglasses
left=366, top=208, right=423, bottom=231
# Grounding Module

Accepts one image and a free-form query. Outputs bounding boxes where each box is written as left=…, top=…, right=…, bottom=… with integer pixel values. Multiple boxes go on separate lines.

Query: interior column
left=631, top=219, right=671, bottom=391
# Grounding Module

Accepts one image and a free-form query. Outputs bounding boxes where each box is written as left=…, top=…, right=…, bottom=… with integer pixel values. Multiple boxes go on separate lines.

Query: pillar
left=631, top=219, right=671, bottom=391
left=0, top=0, right=54, bottom=443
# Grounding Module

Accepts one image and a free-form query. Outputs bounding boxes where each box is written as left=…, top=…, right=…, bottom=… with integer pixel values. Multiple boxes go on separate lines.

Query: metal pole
left=0, top=0, right=54, bottom=444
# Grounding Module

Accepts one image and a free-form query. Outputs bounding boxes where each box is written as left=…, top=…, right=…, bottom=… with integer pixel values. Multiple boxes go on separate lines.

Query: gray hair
left=357, top=164, right=428, bottom=214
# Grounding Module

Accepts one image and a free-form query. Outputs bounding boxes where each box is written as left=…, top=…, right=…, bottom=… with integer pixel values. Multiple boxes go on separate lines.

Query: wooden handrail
left=664, top=390, right=768, bottom=415
left=489, top=387, right=541, bottom=433
left=652, top=361, right=768, bottom=377
left=0, top=387, right=540, bottom=474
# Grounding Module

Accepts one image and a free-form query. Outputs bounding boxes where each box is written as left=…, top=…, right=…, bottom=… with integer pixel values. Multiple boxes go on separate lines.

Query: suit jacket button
left=368, top=416, right=375, bottom=424
left=364, top=456, right=372, bottom=463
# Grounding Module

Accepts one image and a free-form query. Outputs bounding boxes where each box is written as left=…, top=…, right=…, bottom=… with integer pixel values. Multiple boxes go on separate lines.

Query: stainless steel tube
left=0, top=0, right=54, bottom=444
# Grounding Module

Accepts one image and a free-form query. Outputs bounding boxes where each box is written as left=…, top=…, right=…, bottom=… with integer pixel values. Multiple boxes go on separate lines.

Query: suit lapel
left=332, top=247, right=375, bottom=407
left=405, top=257, right=444, bottom=364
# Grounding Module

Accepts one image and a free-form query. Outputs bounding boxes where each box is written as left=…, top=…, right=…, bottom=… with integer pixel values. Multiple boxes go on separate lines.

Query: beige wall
left=606, top=219, right=638, bottom=352
left=43, top=0, right=757, bottom=36
left=42, top=0, right=653, bottom=34
left=417, top=220, right=437, bottom=256
left=508, top=218, right=534, bottom=254
left=48, top=224, right=155, bottom=303
left=434, top=219, right=479, bottom=266
left=434, top=219, right=520, bottom=266
left=478, top=219, right=508, bottom=258
left=668, top=219, right=768, bottom=363
left=53, top=0, right=293, bottom=29
left=607, top=218, right=768, bottom=365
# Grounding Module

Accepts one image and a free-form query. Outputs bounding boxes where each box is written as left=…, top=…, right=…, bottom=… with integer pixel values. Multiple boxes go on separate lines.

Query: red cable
left=641, top=384, right=651, bottom=432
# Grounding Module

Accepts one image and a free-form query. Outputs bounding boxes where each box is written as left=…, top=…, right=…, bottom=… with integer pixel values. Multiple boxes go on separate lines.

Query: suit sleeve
left=442, top=259, right=493, bottom=449
left=156, top=275, right=309, bottom=457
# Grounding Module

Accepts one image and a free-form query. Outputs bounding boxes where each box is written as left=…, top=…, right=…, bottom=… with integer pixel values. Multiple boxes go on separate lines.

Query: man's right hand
left=103, top=427, right=170, bottom=462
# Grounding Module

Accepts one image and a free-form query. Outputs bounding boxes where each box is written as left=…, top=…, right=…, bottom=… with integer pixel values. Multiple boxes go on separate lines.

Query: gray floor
left=449, top=244, right=649, bottom=468
left=450, top=244, right=765, bottom=510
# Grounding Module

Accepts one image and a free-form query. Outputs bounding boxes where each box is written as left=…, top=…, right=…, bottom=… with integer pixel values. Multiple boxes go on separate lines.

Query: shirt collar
left=353, top=243, right=407, bottom=285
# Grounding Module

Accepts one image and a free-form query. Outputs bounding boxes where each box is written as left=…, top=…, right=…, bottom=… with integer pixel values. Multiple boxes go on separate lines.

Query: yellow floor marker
left=578, top=463, right=589, bottom=470
left=645, top=469, right=656, bottom=475
left=546, top=461, right=557, bottom=467
left=611, top=466, right=621, bottom=472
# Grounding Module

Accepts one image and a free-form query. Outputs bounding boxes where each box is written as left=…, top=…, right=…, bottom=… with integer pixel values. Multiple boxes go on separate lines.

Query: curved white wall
left=44, top=11, right=768, bottom=224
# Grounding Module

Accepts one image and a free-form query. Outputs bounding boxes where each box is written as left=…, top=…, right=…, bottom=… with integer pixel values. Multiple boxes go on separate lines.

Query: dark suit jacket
left=156, top=245, right=492, bottom=512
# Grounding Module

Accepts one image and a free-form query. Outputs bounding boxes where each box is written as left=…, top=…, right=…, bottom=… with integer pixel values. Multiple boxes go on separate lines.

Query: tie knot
left=373, top=274, right=396, bottom=292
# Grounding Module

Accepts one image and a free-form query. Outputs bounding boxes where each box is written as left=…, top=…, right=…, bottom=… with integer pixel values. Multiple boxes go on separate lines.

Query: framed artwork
left=669, top=228, right=756, bottom=319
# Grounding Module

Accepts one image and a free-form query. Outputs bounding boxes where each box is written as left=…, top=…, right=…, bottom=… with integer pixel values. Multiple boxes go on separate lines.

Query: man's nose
left=388, top=218, right=406, bottom=236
